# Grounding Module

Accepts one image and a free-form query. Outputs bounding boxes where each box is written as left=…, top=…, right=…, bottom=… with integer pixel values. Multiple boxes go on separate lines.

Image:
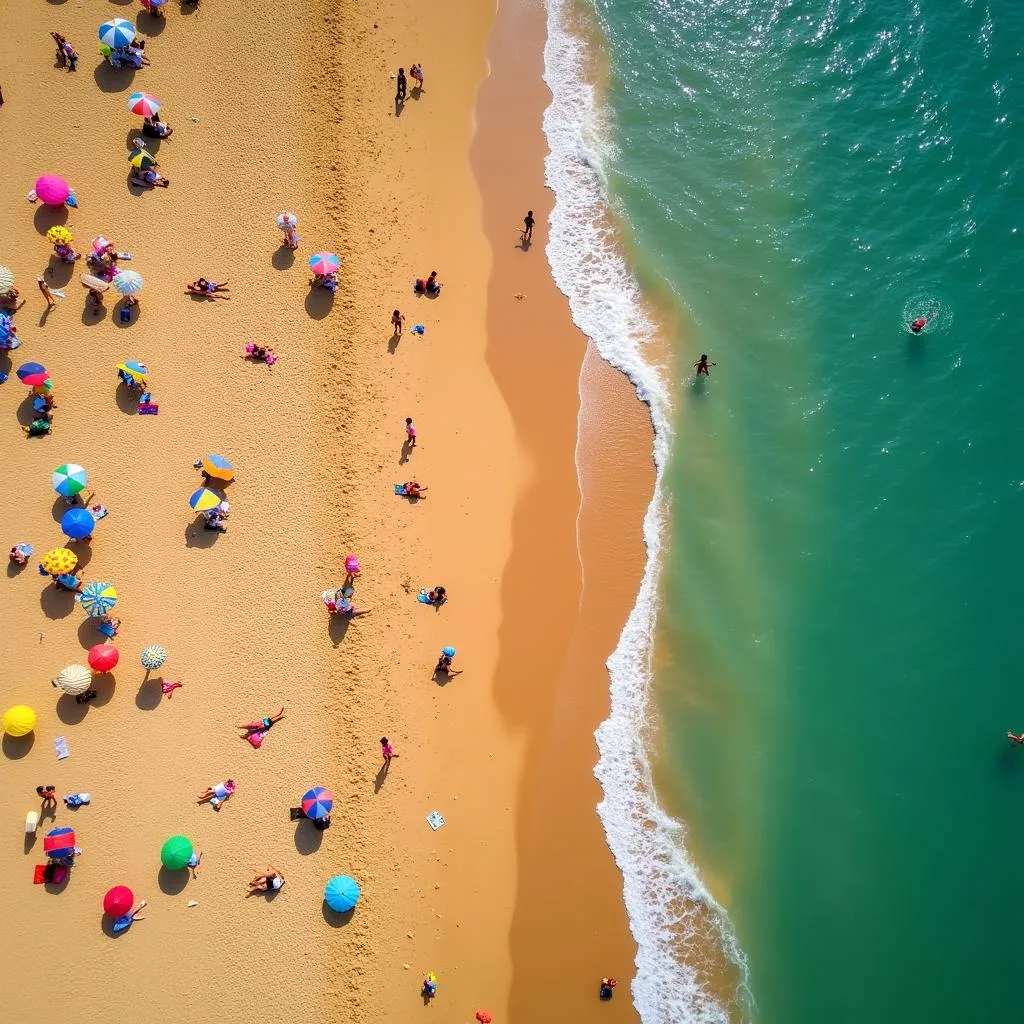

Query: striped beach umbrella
left=44, top=827, right=76, bottom=859
left=61, top=507, right=95, bottom=540
left=41, top=547, right=77, bottom=575
left=301, top=786, right=333, bottom=820
left=127, top=92, right=161, bottom=117
left=46, top=226, right=73, bottom=246
left=0, top=266, right=14, bottom=292
left=141, top=645, right=167, bottom=671
left=116, top=360, right=149, bottom=382
left=112, top=271, right=143, bottom=296
left=78, top=581, right=118, bottom=617
left=98, top=18, right=135, bottom=48
left=308, top=252, right=340, bottom=275
left=200, top=454, right=234, bottom=482
left=52, top=464, right=88, bottom=498
left=128, top=149, right=156, bottom=171
left=17, top=362, right=49, bottom=387
left=52, top=664, right=92, bottom=696
left=324, top=875, right=360, bottom=912
left=189, top=487, right=224, bottom=512
left=276, top=212, right=298, bottom=230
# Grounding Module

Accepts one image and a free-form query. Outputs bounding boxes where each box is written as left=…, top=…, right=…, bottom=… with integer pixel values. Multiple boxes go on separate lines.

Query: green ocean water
left=581, top=0, right=1024, bottom=1020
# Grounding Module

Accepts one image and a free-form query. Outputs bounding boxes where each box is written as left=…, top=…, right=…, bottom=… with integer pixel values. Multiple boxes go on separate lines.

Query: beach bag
left=246, top=731, right=264, bottom=749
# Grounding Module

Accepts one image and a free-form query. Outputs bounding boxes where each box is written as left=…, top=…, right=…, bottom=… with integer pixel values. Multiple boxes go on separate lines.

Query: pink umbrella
left=35, top=175, right=71, bottom=207
left=92, top=236, right=113, bottom=254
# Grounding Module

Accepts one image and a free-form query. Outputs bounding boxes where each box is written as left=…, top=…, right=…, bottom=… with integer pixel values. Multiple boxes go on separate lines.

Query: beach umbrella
left=52, top=464, right=88, bottom=498
left=61, top=507, right=95, bottom=540
left=200, top=454, right=234, bottom=482
left=301, top=786, right=333, bottom=820
left=81, top=273, right=110, bottom=294
left=17, top=362, right=49, bottom=387
left=103, top=885, right=134, bottom=917
left=324, top=875, right=360, bottom=912
left=78, top=581, right=117, bottom=617
left=2, top=705, right=36, bottom=737
left=276, top=212, right=298, bottom=230
left=116, top=360, right=149, bottom=383
left=189, top=487, right=224, bottom=512
left=128, top=149, right=157, bottom=171
left=41, top=547, right=77, bottom=575
left=0, top=266, right=14, bottom=292
left=98, top=18, right=135, bottom=48
left=88, top=644, right=119, bottom=673
left=127, top=92, right=160, bottom=117
left=44, top=827, right=76, bottom=859
left=52, top=664, right=92, bottom=696
left=308, top=252, right=340, bottom=275
left=442, top=646, right=456, bottom=658
left=35, top=175, right=71, bottom=207
left=160, top=835, right=193, bottom=871
left=112, top=271, right=143, bottom=296
left=91, top=236, right=112, bottom=254
left=141, top=645, right=167, bottom=671
left=46, top=226, right=73, bottom=246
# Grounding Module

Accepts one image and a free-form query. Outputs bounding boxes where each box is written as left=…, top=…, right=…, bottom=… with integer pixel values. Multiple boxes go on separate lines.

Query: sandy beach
left=0, top=0, right=653, bottom=1020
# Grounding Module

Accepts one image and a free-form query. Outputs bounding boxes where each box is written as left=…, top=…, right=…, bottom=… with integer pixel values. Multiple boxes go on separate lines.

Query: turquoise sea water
left=555, top=0, right=1024, bottom=1020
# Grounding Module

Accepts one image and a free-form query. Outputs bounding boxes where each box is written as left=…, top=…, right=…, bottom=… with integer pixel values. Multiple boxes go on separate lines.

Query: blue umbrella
left=324, top=875, right=360, bottom=913
left=61, top=507, right=95, bottom=540
left=301, top=787, right=333, bottom=820
left=16, top=361, right=46, bottom=382
left=98, top=18, right=135, bottom=48
left=78, top=581, right=117, bottom=617
left=442, top=646, right=456, bottom=658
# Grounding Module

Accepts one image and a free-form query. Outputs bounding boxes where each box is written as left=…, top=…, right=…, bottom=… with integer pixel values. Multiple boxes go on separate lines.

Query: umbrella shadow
left=116, top=382, right=141, bottom=414
left=93, top=61, right=136, bottom=93
left=33, top=205, right=68, bottom=236
left=304, top=288, right=335, bottom=321
left=40, top=587, right=78, bottom=620
left=113, top=299, right=140, bottom=327
left=294, top=821, right=324, bottom=855
left=52, top=496, right=74, bottom=521
left=125, top=127, right=161, bottom=154
left=77, top=617, right=107, bottom=649
left=16, top=394, right=39, bottom=428
left=55, top=694, right=90, bottom=726
left=45, top=259, right=75, bottom=288
left=135, top=677, right=164, bottom=711
left=44, top=873, right=72, bottom=895
left=7, top=560, right=29, bottom=578
left=328, top=614, right=351, bottom=648
left=137, top=12, right=168, bottom=36
left=82, top=300, right=108, bottom=326
left=2, top=733, right=35, bottom=760
left=321, top=905, right=355, bottom=928
left=158, top=866, right=190, bottom=895
left=272, top=247, right=295, bottom=271
left=184, top=520, right=222, bottom=548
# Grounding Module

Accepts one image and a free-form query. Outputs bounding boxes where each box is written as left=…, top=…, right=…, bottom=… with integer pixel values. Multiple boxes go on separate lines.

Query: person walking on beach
left=694, top=354, right=715, bottom=376
left=396, top=68, right=408, bottom=102
left=405, top=417, right=417, bottom=448
left=37, top=276, right=60, bottom=310
left=380, top=736, right=398, bottom=770
left=523, top=210, right=535, bottom=243
left=391, top=309, right=404, bottom=336
left=36, top=785, right=57, bottom=808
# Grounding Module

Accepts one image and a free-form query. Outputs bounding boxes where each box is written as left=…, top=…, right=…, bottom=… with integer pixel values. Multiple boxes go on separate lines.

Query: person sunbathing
left=130, top=167, right=170, bottom=188
left=427, top=586, right=447, bottom=605
left=402, top=481, right=428, bottom=498
left=244, top=343, right=276, bottom=364
left=247, top=865, right=285, bottom=894
left=336, top=598, right=370, bottom=619
left=9, top=545, right=31, bottom=565
left=143, top=115, right=173, bottom=138
left=237, top=708, right=285, bottom=737
left=186, top=278, right=229, bottom=297
left=196, top=780, right=235, bottom=810
left=53, top=571, right=84, bottom=592
left=434, top=652, right=462, bottom=677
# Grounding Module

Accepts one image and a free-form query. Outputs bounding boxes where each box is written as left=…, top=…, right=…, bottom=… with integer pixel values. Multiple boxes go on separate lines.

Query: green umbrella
left=160, top=835, right=193, bottom=870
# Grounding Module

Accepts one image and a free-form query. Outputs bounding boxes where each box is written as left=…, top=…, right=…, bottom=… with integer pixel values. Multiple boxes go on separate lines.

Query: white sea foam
left=542, top=2, right=751, bottom=1021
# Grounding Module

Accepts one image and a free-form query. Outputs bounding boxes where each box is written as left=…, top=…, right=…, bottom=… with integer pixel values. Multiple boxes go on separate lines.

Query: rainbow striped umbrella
left=78, top=581, right=117, bottom=617
left=52, top=464, right=88, bottom=498
left=141, top=645, right=167, bottom=671
left=308, top=252, right=340, bottom=275
left=301, top=787, right=333, bottom=820
left=127, top=92, right=161, bottom=117
left=189, top=487, right=224, bottom=512
left=44, top=826, right=76, bottom=859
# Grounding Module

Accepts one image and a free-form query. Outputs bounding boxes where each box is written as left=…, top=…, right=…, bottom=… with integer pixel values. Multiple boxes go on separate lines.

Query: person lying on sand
left=196, top=780, right=235, bottom=810
left=237, top=708, right=285, bottom=737
left=401, top=481, right=427, bottom=498
left=247, top=865, right=285, bottom=894
left=186, top=278, right=229, bottom=297
left=130, top=168, right=170, bottom=188
left=112, top=900, right=147, bottom=933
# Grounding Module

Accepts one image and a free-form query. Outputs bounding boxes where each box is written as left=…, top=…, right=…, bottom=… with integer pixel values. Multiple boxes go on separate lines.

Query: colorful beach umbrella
left=189, top=487, right=224, bottom=512
left=301, top=787, right=333, bottom=820
left=98, top=18, right=135, bottom=48
left=127, top=92, right=160, bottom=117
left=52, top=664, right=92, bottom=696
left=200, top=454, right=234, bottom=482
left=276, top=212, right=298, bottom=230
left=141, top=645, right=167, bottom=671
left=0, top=266, right=14, bottom=292
left=91, top=236, right=112, bottom=254
left=35, top=175, right=70, bottom=207
left=160, top=835, right=193, bottom=871
left=103, top=885, right=134, bottom=917
left=324, top=875, right=360, bottom=912
left=308, top=252, right=340, bottom=275
left=88, top=644, right=119, bottom=672
left=41, top=547, right=77, bottom=575
left=128, top=149, right=156, bottom=171
left=112, top=271, right=143, bottom=296
left=78, top=581, right=117, bottom=617
left=52, top=464, right=88, bottom=498
left=17, top=362, right=49, bottom=387
left=46, top=226, right=73, bottom=246
left=2, top=705, right=36, bottom=737
left=61, top=507, right=95, bottom=540
left=44, top=827, right=76, bottom=859
left=116, top=360, right=148, bottom=383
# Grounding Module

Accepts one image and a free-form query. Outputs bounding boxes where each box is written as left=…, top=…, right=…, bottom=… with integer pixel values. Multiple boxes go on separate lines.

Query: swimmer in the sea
left=910, top=311, right=936, bottom=334
left=694, top=354, right=715, bottom=376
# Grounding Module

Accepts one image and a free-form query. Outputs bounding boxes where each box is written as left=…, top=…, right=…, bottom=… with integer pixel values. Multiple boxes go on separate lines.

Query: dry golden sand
left=0, top=0, right=656, bottom=1020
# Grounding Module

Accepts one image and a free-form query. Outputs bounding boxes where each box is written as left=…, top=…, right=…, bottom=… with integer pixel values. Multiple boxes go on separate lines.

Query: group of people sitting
left=23, top=382, right=56, bottom=438
left=414, top=270, right=442, bottom=297
left=101, top=38, right=150, bottom=70
left=309, top=271, right=339, bottom=292
left=0, top=311, right=20, bottom=351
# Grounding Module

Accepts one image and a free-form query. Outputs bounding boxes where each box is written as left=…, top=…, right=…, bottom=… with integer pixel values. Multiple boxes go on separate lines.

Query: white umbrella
left=52, top=664, right=92, bottom=696
left=276, top=212, right=298, bottom=230
left=0, top=266, right=14, bottom=292
left=112, top=271, right=143, bottom=296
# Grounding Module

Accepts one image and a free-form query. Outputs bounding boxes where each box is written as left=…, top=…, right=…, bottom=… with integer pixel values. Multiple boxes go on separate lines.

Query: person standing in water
left=694, top=354, right=715, bottom=376
left=523, top=210, right=535, bottom=243
left=910, top=311, right=936, bottom=334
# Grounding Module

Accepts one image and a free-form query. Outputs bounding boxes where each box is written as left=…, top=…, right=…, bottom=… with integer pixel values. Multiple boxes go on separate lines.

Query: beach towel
left=25, top=811, right=38, bottom=834
left=96, top=620, right=117, bottom=638
left=417, top=591, right=434, bottom=605
left=394, top=484, right=408, bottom=495
left=246, top=731, right=264, bottom=749
left=426, top=811, right=445, bottom=831
left=411, top=325, right=425, bottom=335
left=138, top=403, right=159, bottom=415
left=33, top=865, right=47, bottom=884
left=53, top=736, right=69, bottom=760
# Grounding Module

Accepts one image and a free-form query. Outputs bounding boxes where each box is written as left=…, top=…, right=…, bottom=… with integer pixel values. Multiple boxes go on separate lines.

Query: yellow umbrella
left=41, top=547, right=78, bottom=575
left=116, top=361, right=148, bottom=383
left=129, top=148, right=156, bottom=170
left=47, top=226, right=73, bottom=246
left=2, top=705, right=36, bottom=737
left=200, top=454, right=235, bottom=482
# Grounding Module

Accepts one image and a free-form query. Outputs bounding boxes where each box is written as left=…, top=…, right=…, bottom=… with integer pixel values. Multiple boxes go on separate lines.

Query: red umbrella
left=43, top=826, right=76, bottom=858
left=103, top=885, right=134, bottom=916
left=88, top=644, right=119, bottom=673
